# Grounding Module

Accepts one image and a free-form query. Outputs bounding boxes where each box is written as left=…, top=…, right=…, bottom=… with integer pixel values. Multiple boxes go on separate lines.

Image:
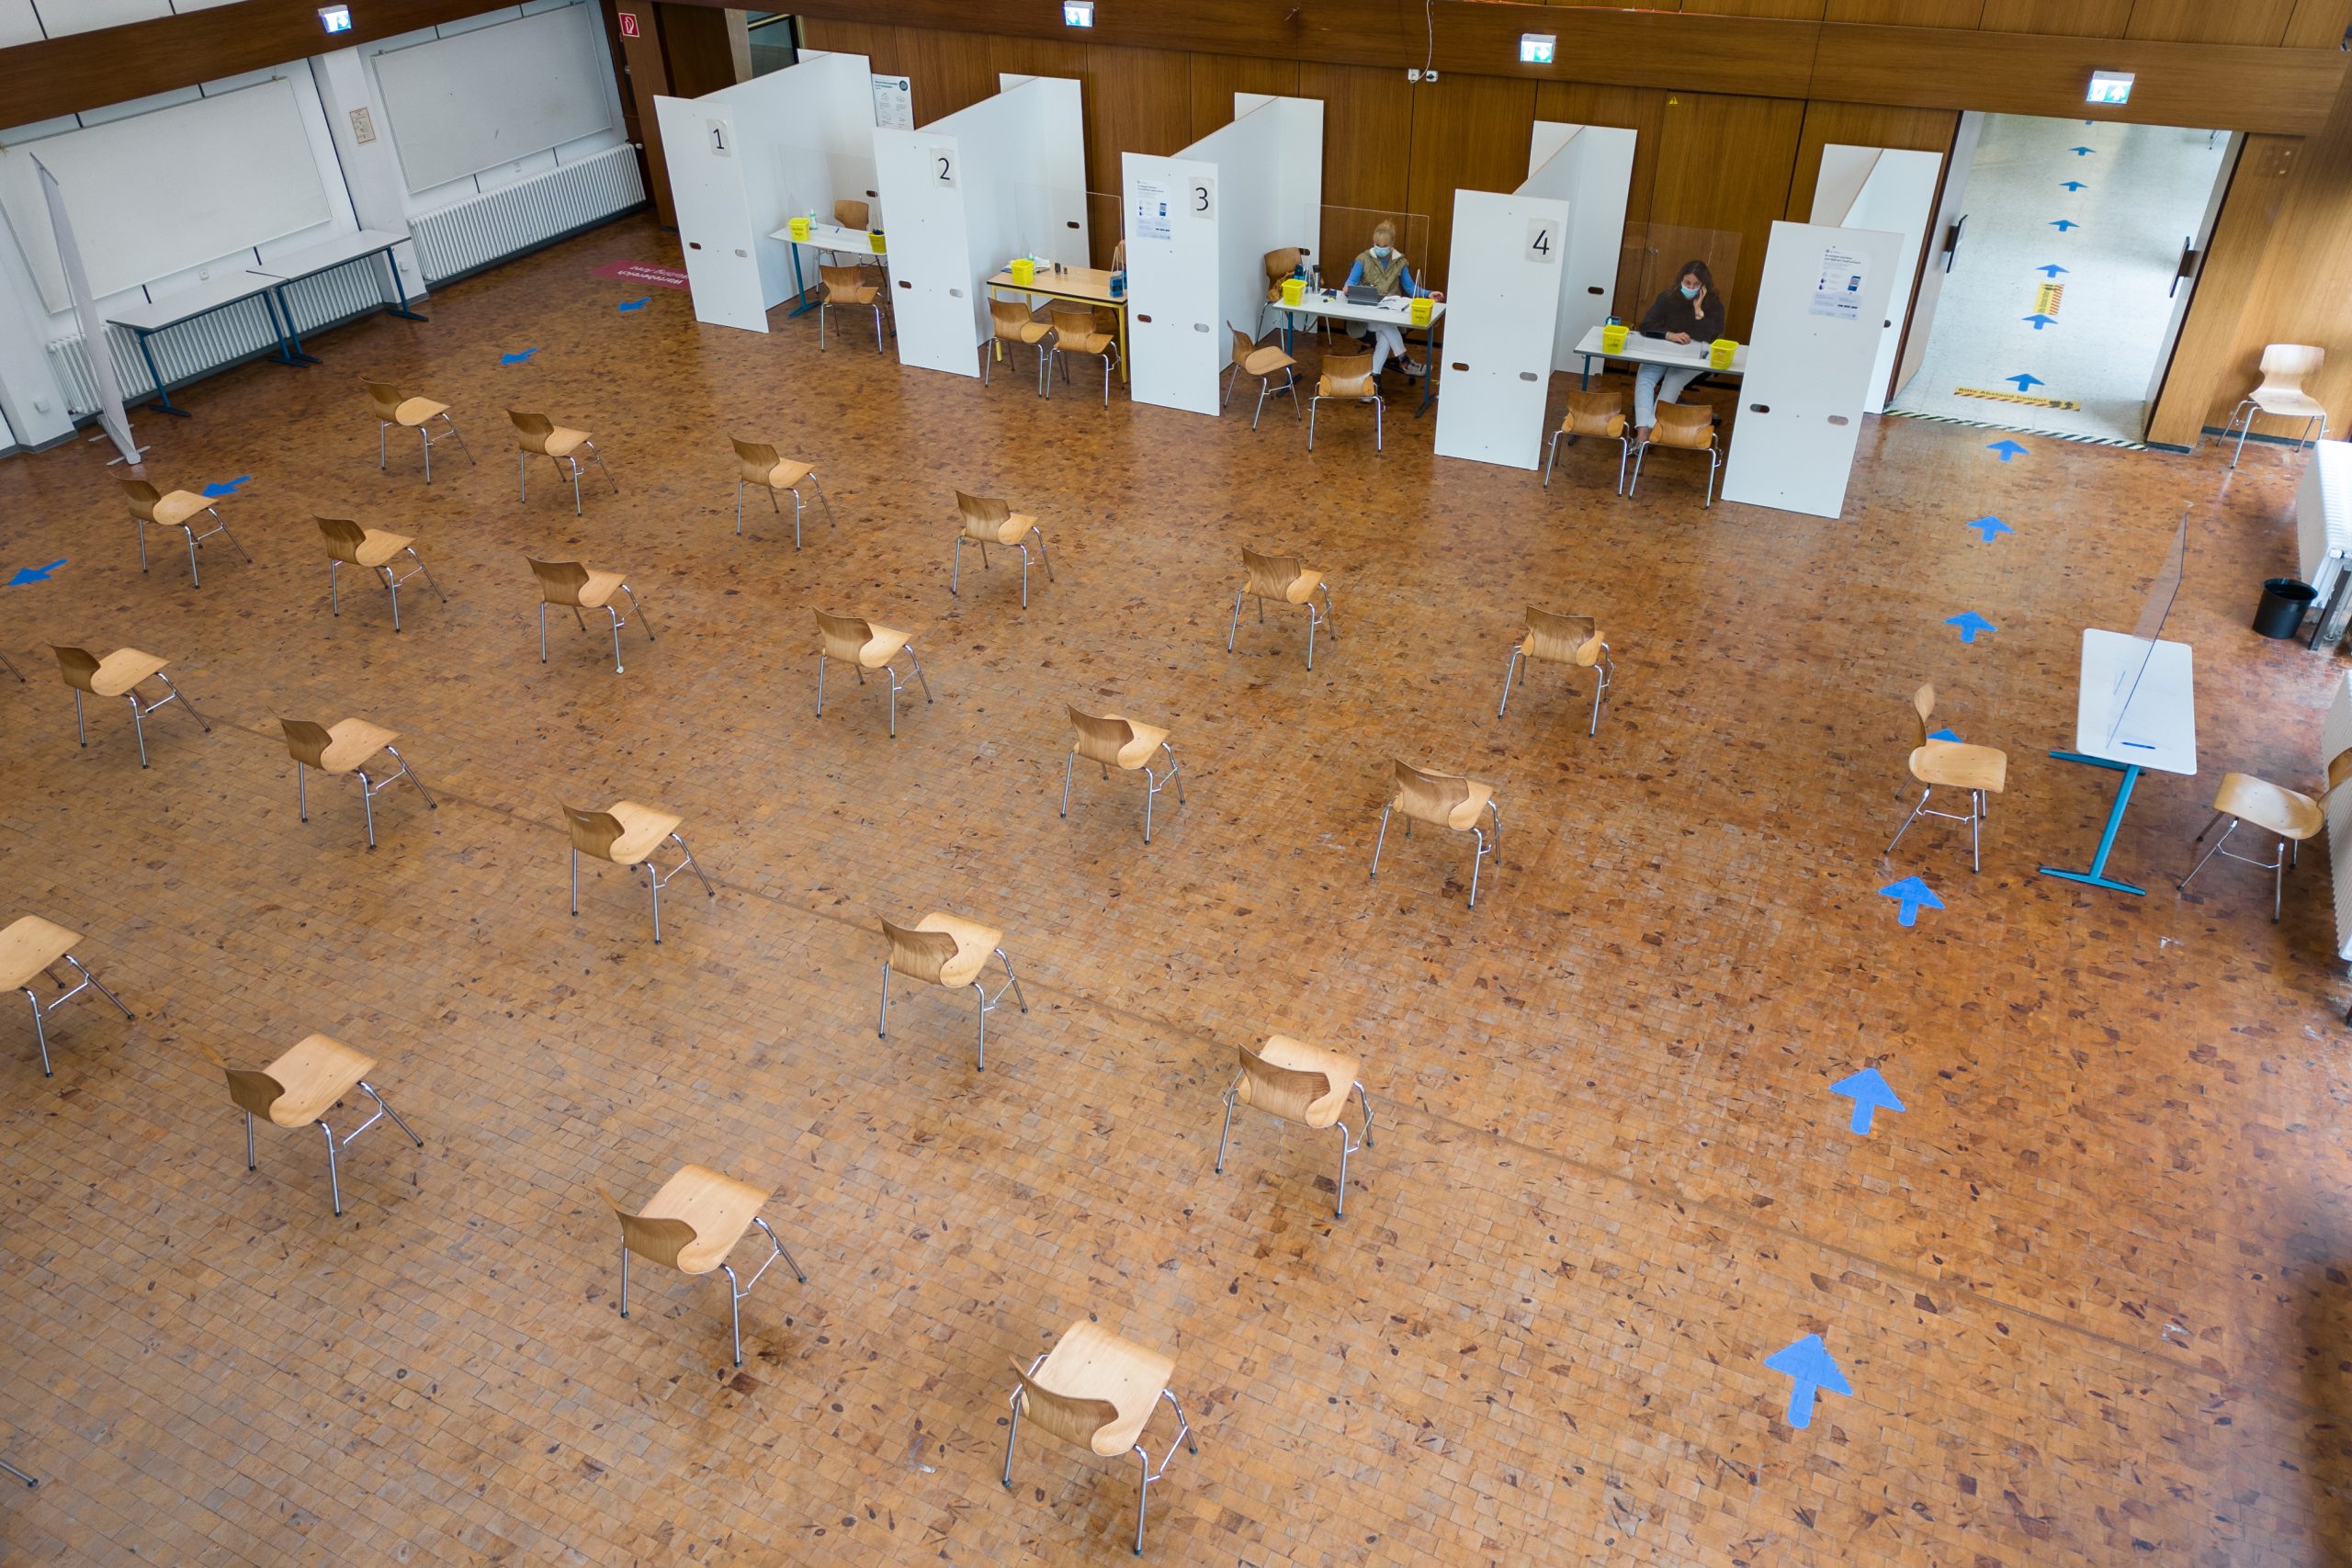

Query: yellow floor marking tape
left=2034, top=282, right=2064, bottom=314
left=1955, top=386, right=2082, bottom=411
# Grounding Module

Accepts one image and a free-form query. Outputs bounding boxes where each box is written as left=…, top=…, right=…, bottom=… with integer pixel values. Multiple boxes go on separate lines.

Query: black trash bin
left=2254, top=578, right=2317, bottom=638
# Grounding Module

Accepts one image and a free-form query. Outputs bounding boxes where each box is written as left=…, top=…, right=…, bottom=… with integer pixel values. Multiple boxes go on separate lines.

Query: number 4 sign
left=1526, top=219, right=1559, bottom=264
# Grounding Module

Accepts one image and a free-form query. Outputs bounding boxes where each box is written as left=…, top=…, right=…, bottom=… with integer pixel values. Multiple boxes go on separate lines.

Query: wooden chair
left=2175, top=750, right=2352, bottom=919
left=523, top=556, right=656, bottom=674
left=729, top=439, right=836, bottom=546
left=219, top=1033, right=422, bottom=1215
left=362, top=379, right=471, bottom=481
left=601, top=1163, right=806, bottom=1367
left=0, top=915, right=131, bottom=1078
left=1256, top=244, right=1316, bottom=337
left=1228, top=547, right=1336, bottom=669
left=814, top=610, right=932, bottom=738
left=2225, top=344, right=2329, bottom=466
left=1307, top=350, right=1382, bottom=454
left=1045, top=303, right=1120, bottom=406
left=823, top=198, right=877, bottom=266
left=984, top=299, right=1052, bottom=392
left=316, top=514, right=445, bottom=632
left=120, top=478, right=248, bottom=587
left=279, top=717, right=436, bottom=849
left=51, top=644, right=209, bottom=768
left=1498, top=608, right=1613, bottom=735
left=818, top=263, right=886, bottom=353
left=1224, top=325, right=1298, bottom=429
left=876, top=912, right=1026, bottom=1070
left=1214, top=1036, right=1373, bottom=1219
left=507, top=409, right=616, bottom=513
left=1063, top=707, right=1183, bottom=842
left=1886, top=684, right=2008, bottom=873
left=1371, top=760, right=1500, bottom=908
left=564, top=800, right=713, bottom=944
left=1002, top=1320, right=1195, bottom=1556
left=1627, top=400, right=1719, bottom=505
left=1544, top=390, right=1631, bottom=493
left=951, top=491, right=1054, bottom=607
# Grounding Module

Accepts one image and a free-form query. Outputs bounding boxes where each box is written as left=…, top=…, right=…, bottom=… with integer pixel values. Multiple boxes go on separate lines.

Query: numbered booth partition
left=1430, top=188, right=1570, bottom=470
left=653, top=51, right=888, bottom=334
left=1525, top=123, right=1637, bottom=377
left=874, top=76, right=1089, bottom=378
left=1123, top=94, right=1325, bottom=416
left=1808, top=146, right=1941, bottom=413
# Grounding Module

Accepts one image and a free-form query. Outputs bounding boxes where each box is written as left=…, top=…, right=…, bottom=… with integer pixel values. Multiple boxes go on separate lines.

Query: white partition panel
left=1720, top=221, right=1902, bottom=518
left=1433, top=187, right=1569, bottom=470
left=1521, top=123, right=1635, bottom=373
left=1124, top=152, right=1222, bottom=413
left=875, top=125, right=978, bottom=374
left=655, top=94, right=769, bottom=333
left=1809, top=146, right=1940, bottom=413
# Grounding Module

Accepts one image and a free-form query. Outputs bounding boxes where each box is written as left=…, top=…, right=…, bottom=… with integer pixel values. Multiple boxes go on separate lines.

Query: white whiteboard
left=0, top=77, right=333, bottom=310
left=375, top=4, right=614, bottom=193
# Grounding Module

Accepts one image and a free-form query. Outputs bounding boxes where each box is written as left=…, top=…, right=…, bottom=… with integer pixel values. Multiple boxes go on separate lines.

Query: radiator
left=409, top=143, right=645, bottom=283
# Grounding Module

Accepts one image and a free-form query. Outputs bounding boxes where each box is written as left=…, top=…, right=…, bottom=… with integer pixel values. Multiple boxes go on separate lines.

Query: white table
left=2040, top=628, right=2197, bottom=895
left=772, top=222, right=888, bottom=317
left=107, top=272, right=300, bottom=418
left=247, top=228, right=424, bottom=362
left=1274, top=290, right=1446, bottom=412
left=1569, top=324, right=1747, bottom=389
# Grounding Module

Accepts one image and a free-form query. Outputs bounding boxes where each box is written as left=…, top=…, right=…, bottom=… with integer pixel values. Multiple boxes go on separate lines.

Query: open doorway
left=1888, top=111, right=2235, bottom=446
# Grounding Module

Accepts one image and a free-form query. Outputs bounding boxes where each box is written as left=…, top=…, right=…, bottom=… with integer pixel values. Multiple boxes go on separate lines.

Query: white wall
left=1521, top=122, right=1635, bottom=372
left=1809, top=146, right=1940, bottom=414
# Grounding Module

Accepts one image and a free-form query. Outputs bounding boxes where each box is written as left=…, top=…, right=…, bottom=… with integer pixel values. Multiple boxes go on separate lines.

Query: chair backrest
left=315, top=513, right=369, bottom=564
left=819, top=264, right=867, bottom=299
left=732, top=437, right=782, bottom=486
left=834, top=197, right=871, bottom=230
left=1007, top=1359, right=1122, bottom=1454
left=599, top=1186, right=699, bottom=1270
left=2329, top=743, right=2352, bottom=795
left=1911, top=683, right=1937, bottom=750
left=1112, top=240, right=1127, bottom=270
left=1391, top=759, right=1470, bottom=828
left=279, top=718, right=335, bottom=768
left=1320, top=352, right=1376, bottom=399
left=1069, top=707, right=1136, bottom=767
left=1564, top=389, right=1625, bottom=437
left=1238, top=1041, right=1333, bottom=1126
left=1241, top=547, right=1304, bottom=602
left=956, top=490, right=1011, bottom=541
left=989, top=299, right=1035, bottom=340
left=223, top=1066, right=287, bottom=1120
left=1263, top=246, right=1302, bottom=283
left=119, top=478, right=163, bottom=522
left=1652, top=400, right=1714, bottom=450
left=878, top=916, right=959, bottom=986
left=525, top=556, right=592, bottom=605
left=562, top=804, right=626, bottom=863
left=1230, top=326, right=1258, bottom=368
left=1524, top=607, right=1602, bottom=668
left=1048, top=302, right=1103, bottom=346
left=2258, top=343, right=2325, bottom=393
left=813, top=609, right=874, bottom=661
left=361, top=380, right=408, bottom=421
left=50, top=645, right=101, bottom=693
left=508, top=409, right=557, bottom=453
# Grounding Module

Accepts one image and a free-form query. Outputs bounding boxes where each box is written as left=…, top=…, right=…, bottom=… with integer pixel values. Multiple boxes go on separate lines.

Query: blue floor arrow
left=1764, top=1335, right=1851, bottom=1430
left=2070, top=145, right=2096, bottom=156
left=2004, top=373, right=2043, bottom=392
left=1986, top=439, right=2029, bottom=461
left=2035, top=264, right=2068, bottom=277
left=200, top=475, right=251, bottom=498
left=7, top=558, right=65, bottom=586
left=1964, top=515, right=2012, bottom=542
left=1881, top=874, right=1943, bottom=927
left=500, top=347, right=539, bottom=364
left=2049, top=219, right=2080, bottom=232
left=616, top=298, right=650, bottom=312
left=1945, top=611, right=1996, bottom=643
left=1831, top=1067, right=1905, bottom=1134
left=2061, top=180, right=2088, bottom=192
left=2022, top=314, right=2057, bottom=331
left=1928, top=727, right=1962, bottom=741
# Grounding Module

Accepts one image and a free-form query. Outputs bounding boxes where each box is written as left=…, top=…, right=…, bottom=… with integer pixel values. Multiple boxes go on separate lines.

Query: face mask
left=1374, top=246, right=1394, bottom=259
left=1680, top=283, right=1701, bottom=299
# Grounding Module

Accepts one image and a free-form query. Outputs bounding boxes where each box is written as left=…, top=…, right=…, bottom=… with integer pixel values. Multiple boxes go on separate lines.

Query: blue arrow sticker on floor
left=2049, top=219, right=2080, bottom=232
left=2022, top=314, right=2057, bottom=331
left=2070, top=145, right=2096, bottom=156
left=1765, top=1335, right=1851, bottom=1430
left=2005, top=373, right=2043, bottom=392
left=2035, top=264, right=2068, bottom=277
left=1964, top=515, right=2012, bottom=542
left=500, top=347, right=539, bottom=364
left=1831, top=1067, right=1905, bottom=1134
left=1986, top=439, right=2029, bottom=461
left=1946, top=611, right=1996, bottom=643
left=616, top=298, right=650, bottom=312
left=1880, top=874, right=1943, bottom=926
left=7, top=558, right=65, bottom=586
left=2061, top=180, right=2088, bottom=192
left=200, top=475, right=250, bottom=498
left=1928, top=727, right=1962, bottom=741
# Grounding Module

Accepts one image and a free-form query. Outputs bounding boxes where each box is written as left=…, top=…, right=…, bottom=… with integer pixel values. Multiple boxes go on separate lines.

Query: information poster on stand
left=1810, top=246, right=1866, bottom=320
left=872, top=75, right=912, bottom=130
left=1132, top=176, right=1171, bottom=242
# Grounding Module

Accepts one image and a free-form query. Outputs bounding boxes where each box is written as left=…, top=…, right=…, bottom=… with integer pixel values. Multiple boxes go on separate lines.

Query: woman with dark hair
left=1632, top=259, right=1726, bottom=443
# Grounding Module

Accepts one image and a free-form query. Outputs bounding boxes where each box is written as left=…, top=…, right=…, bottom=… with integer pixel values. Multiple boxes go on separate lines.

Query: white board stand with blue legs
left=1809, top=146, right=1941, bottom=412
left=1432, top=188, right=1569, bottom=469
left=1521, top=123, right=1636, bottom=373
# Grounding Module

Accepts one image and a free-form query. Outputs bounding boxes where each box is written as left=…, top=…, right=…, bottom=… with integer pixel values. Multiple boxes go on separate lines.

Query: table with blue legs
left=2039, top=628, right=2198, bottom=895
left=772, top=222, right=888, bottom=317
left=1273, top=291, right=1447, bottom=415
left=246, top=228, right=428, bottom=364
left=106, top=273, right=305, bottom=418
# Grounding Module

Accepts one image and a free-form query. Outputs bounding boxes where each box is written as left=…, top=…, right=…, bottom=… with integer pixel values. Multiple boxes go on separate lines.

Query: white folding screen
left=1432, top=187, right=1569, bottom=469
left=656, top=93, right=769, bottom=333
left=1521, top=123, right=1636, bottom=374
left=1720, top=220, right=1902, bottom=518
left=1809, top=146, right=1941, bottom=413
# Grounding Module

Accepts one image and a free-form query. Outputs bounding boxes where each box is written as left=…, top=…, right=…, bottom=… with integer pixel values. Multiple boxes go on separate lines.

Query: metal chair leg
left=877, top=960, right=891, bottom=1037
left=321, top=1119, right=343, bottom=1215
left=1370, top=804, right=1392, bottom=877
left=1213, top=1083, right=1238, bottom=1173
left=1498, top=647, right=1522, bottom=717
left=1059, top=750, right=1077, bottom=818
left=2178, top=818, right=2238, bottom=893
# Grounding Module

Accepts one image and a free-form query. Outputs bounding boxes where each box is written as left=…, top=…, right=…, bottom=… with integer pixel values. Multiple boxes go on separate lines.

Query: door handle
left=2169, top=237, right=2199, bottom=299
left=1941, top=213, right=1967, bottom=274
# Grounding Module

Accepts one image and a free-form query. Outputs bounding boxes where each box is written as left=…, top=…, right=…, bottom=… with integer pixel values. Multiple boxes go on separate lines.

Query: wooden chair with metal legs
left=822, top=197, right=876, bottom=266
left=730, top=439, right=836, bottom=546
left=279, top=717, right=436, bottom=849
left=876, top=912, right=1026, bottom=1070
left=217, top=1033, right=422, bottom=1215
left=1307, top=350, right=1382, bottom=453
left=983, top=299, right=1053, bottom=391
left=2224, top=344, right=2329, bottom=467
left=2175, top=750, right=2352, bottom=919
left=564, top=800, right=713, bottom=943
left=362, top=379, right=472, bottom=481
left=507, top=410, right=616, bottom=513
left=1256, top=244, right=1320, bottom=339
left=523, top=556, right=656, bottom=673
left=316, top=514, right=445, bottom=631
left=1224, top=325, right=1298, bottom=429
left=1, top=915, right=132, bottom=1078
left=1544, top=390, right=1631, bottom=492
left=1044, top=302, right=1120, bottom=405
left=818, top=263, right=887, bottom=353
left=1063, top=707, right=1183, bottom=842
left=1003, top=1320, right=1195, bottom=1557
left=600, top=1164, right=806, bottom=1367
left=1371, top=760, right=1501, bottom=908
left=1886, top=683, right=2008, bottom=873
left=814, top=610, right=931, bottom=738
left=1498, top=608, right=1613, bottom=735
left=1627, top=400, right=1720, bottom=505
left=951, top=491, right=1054, bottom=607
left=1214, top=1037, right=1373, bottom=1219
left=120, top=478, right=249, bottom=587
left=51, top=644, right=209, bottom=767
left=1228, top=547, right=1336, bottom=669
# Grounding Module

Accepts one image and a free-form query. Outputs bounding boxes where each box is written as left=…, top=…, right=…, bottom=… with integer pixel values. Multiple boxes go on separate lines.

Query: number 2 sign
left=933, top=148, right=957, bottom=187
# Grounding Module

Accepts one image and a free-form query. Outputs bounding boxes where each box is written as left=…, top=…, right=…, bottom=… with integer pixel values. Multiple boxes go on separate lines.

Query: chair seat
left=539, top=426, right=593, bottom=458
left=1277, top=570, right=1324, bottom=606
left=1242, top=346, right=1295, bottom=377
left=392, top=397, right=449, bottom=427
left=1564, top=412, right=1628, bottom=438
left=858, top=624, right=913, bottom=670
left=1239, top=1033, right=1360, bottom=1129
left=574, top=569, right=628, bottom=610
left=1107, top=718, right=1170, bottom=772
left=758, top=460, right=815, bottom=491
left=1318, top=376, right=1378, bottom=401
left=314, top=717, right=400, bottom=774
left=1910, top=739, right=2008, bottom=794
left=260, top=1032, right=376, bottom=1128
left=1002, top=321, right=1052, bottom=345
left=2214, top=772, right=2323, bottom=840
left=348, top=528, right=414, bottom=569
left=828, top=284, right=879, bottom=306
left=1395, top=773, right=1495, bottom=832
left=641, top=1164, right=770, bottom=1275
left=150, top=491, right=213, bottom=528
left=1058, top=331, right=1115, bottom=355
left=2251, top=389, right=2327, bottom=419
left=1518, top=629, right=1601, bottom=668
left=990, top=513, right=1040, bottom=547
left=603, top=800, right=684, bottom=866
left=1036, top=1320, right=1175, bottom=1457
left=84, top=649, right=170, bottom=699
left=915, top=911, right=1002, bottom=988
left=0, top=915, right=82, bottom=992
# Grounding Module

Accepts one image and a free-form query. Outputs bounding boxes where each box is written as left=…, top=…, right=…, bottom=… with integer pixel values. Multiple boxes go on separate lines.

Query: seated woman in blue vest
left=1343, top=220, right=1443, bottom=378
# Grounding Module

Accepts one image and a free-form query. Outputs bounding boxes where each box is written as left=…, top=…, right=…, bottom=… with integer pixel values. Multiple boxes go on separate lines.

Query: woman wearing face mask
left=1631, top=260, right=1726, bottom=443
left=1342, top=220, right=1443, bottom=377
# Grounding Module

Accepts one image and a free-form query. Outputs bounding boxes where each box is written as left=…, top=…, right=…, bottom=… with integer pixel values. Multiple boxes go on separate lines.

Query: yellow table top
left=987, top=265, right=1123, bottom=307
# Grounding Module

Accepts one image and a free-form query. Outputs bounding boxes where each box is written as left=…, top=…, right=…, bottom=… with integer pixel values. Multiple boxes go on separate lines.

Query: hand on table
left=1667, top=332, right=1693, bottom=344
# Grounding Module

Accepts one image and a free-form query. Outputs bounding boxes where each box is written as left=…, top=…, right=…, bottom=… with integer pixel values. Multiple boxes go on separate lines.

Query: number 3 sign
left=1189, top=177, right=1216, bottom=220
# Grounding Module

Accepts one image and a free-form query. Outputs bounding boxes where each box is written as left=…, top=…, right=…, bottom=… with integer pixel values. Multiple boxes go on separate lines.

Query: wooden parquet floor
left=2, top=213, right=2348, bottom=1566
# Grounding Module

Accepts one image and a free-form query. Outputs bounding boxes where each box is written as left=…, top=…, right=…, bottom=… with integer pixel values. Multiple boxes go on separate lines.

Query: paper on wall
left=1132, top=176, right=1171, bottom=243
left=872, top=75, right=913, bottom=130
left=1810, top=246, right=1865, bottom=321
